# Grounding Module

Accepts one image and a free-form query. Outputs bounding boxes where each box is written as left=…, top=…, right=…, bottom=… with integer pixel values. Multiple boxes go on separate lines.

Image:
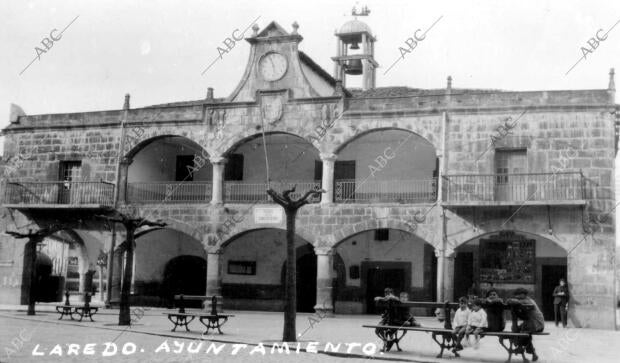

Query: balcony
left=224, top=181, right=322, bottom=203
left=2, top=181, right=115, bottom=208
left=443, top=172, right=586, bottom=206
left=334, top=178, right=437, bottom=204
left=127, top=182, right=212, bottom=203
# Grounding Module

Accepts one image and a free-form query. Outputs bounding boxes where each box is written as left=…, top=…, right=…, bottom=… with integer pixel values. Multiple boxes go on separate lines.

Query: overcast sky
left=1, top=0, right=619, bottom=125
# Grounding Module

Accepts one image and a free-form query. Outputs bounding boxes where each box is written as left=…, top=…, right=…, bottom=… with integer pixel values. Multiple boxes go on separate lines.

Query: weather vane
left=352, top=4, right=371, bottom=18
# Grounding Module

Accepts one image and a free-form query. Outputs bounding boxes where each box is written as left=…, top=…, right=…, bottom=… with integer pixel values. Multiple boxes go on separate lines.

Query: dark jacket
left=552, top=285, right=569, bottom=305
left=508, top=297, right=545, bottom=332
left=482, top=298, right=506, bottom=332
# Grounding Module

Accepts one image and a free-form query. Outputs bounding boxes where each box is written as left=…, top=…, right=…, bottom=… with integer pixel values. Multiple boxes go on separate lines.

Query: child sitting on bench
left=466, top=299, right=488, bottom=349
left=451, top=296, right=470, bottom=353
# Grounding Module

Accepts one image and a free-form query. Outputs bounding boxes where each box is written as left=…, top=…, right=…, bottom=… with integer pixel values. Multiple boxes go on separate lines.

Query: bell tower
left=332, top=6, right=378, bottom=90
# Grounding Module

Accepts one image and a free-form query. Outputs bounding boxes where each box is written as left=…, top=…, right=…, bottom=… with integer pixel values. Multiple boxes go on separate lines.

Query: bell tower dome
left=332, top=6, right=378, bottom=90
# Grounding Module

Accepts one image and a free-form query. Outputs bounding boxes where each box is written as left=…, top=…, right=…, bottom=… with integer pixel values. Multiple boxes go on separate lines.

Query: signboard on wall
left=479, top=231, right=535, bottom=283
left=228, top=261, right=256, bottom=275
left=254, top=207, right=283, bottom=224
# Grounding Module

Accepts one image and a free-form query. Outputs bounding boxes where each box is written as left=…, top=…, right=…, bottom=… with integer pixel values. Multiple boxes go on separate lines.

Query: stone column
left=320, top=153, right=337, bottom=204
left=315, top=248, right=334, bottom=315
left=210, top=156, right=227, bottom=205
left=205, top=249, right=223, bottom=312
left=435, top=248, right=445, bottom=301
left=443, top=253, right=455, bottom=302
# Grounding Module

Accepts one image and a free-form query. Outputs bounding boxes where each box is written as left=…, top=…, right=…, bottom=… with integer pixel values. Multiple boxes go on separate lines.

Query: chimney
left=123, top=94, right=130, bottom=110
left=446, top=76, right=453, bottom=94
left=206, top=87, right=214, bottom=100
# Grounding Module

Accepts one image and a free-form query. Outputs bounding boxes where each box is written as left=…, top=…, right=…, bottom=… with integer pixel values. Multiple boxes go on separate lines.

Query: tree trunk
left=119, top=225, right=134, bottom=325
left=282, top=208, right=297, bottom=342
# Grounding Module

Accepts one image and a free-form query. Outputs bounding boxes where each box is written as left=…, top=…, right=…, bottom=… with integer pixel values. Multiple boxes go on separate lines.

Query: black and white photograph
left=0, top=0, right=619, bottom=362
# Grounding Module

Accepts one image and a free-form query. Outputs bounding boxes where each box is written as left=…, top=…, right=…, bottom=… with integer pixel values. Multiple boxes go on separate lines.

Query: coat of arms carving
left=261, top=95, right=284, bottom=126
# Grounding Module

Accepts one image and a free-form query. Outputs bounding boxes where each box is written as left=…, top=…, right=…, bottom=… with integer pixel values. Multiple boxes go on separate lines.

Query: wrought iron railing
left=2, top=181, right=115, bottom=206
left=334, top=178, right=437, bottom=204
left=224, top=180, right=322, bottom=203
left=126, top=182, right=212, bottom=203
left=443, top=172, right=584, bottom=203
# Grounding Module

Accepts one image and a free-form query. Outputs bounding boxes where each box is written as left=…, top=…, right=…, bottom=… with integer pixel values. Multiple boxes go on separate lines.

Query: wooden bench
left=164, top=295, right=234, bottom=334
left=55, top=291, right=99, bottom=322
left=363, top=300, right=549, bottom=362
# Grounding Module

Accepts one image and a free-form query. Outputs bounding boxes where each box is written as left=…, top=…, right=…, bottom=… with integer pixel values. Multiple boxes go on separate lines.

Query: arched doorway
left=35, top=253, right=56, bottom=302
left=221, top=228, right=316, bottom=312
left=162, top=255, right=207, bottom=308
left=280, top=244, right=317, bottom=313
left=126, top=135, right=212, bottom=203
left=223, top=132, right=321, bottom=203
left=335, top=129, right=437, bottom=203
left=453, top=230, right=567, bottom=320
left=132, top=228, right=207, bottom=306
left=333, top=228, right=436, bottom=314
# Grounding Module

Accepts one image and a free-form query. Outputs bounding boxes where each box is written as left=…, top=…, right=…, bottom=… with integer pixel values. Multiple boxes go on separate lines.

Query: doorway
left=296, top=253, right=317, bottom=312
left=454, top=252, right=474, bottom=300
left=541, top=265, right=567, bottom=320
left=281, top=247, right=317, bottom=313
left=162, top=255, right=207, bottom=307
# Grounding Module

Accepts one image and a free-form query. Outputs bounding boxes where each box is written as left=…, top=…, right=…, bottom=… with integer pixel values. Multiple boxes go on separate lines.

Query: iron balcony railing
left=334, top=178, right=437, bottom=204
left=127, top=182, right=212, bottom=203
left=443, top=172, right=585, bottom=203
left=2, top=181, right=115, bottom=206
left=224, top=180, right=322, bottom=203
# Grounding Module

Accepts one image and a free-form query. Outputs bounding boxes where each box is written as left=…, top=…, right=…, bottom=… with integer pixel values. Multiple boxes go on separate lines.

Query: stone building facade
left=0, top=19, right=617, bottom=329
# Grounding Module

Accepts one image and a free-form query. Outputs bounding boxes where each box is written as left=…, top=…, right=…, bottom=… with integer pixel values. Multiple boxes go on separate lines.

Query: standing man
left=552, top=278, right=569, bottom=328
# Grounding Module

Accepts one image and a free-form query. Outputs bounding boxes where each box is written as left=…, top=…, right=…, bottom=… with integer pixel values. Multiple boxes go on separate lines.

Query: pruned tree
left=267, top=185, right=324, bottom=342
left=97, top=212, right=166, bottom=325
left=6, top=225, right=64, bottom=315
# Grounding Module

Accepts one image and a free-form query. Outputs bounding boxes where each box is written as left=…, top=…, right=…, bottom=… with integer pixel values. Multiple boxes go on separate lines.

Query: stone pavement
left=0, top=304, right=619, bottom=363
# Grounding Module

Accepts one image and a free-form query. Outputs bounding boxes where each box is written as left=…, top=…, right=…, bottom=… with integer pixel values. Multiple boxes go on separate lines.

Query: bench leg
left=374, top=328, right=394, bottom=352
left=499, top=337, right=530, bottom=363
left=431, top=333, right=453, bottom=358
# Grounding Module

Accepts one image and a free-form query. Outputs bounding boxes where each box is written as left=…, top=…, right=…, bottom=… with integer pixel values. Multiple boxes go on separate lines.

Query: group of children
left=375, top=286, right=543, bottom=361
left=452, top=296, right=488, bottom=350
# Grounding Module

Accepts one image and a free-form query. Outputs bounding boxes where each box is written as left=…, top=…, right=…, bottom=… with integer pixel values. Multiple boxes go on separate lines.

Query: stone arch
left=218, top=130, right=320, bottom=158
left=332, top=126, right=437, bottom=155
left=449, top=228, right=570, bottom=256
left=124, top=133, right=209, bottom=160
left=330, top=218, right=439, bottom=249
left=217, top=226, right=318, bottom=251
left=117, top=224, right=205, bottom=251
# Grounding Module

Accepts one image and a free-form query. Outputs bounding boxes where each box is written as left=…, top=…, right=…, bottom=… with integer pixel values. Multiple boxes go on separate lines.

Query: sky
left=0, top=0, right=619, bottom=125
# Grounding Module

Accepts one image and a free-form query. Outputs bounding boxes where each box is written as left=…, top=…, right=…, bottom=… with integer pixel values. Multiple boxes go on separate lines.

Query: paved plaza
left=1, top=304, right=619, bottom=363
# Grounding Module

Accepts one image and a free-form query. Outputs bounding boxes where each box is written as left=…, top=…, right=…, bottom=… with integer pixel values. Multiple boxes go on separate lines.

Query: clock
left=258, top=52, right=288, bottom=81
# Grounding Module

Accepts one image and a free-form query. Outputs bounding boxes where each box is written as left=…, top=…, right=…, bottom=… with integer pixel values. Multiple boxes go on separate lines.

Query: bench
left=363, top=300, right=549, bottom=362
left=164, top=295, right=234, bottom=334
left=55, top=291, right=99, bottom=322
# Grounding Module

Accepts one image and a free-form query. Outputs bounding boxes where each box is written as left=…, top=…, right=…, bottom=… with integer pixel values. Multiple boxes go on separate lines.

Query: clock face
left=258, top=52, right=288, bottom=81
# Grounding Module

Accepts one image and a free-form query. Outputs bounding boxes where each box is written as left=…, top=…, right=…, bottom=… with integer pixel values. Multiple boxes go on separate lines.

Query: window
left=374, top=228, right=389, bottom=241
left=59, top=161, right=82, bottom=182
left=495, top=149, right=527, bottom=184
left=225, top=154, right=244, bottom=181
left=314, top=160, right=323, bottom=181
left=175, top=155, right=195, bottom=181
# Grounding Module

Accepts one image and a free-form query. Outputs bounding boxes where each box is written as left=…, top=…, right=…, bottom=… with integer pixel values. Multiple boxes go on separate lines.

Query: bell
left=345, top=59, right=363, bottom=75
left=350, top=42, right=360, bottom=50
